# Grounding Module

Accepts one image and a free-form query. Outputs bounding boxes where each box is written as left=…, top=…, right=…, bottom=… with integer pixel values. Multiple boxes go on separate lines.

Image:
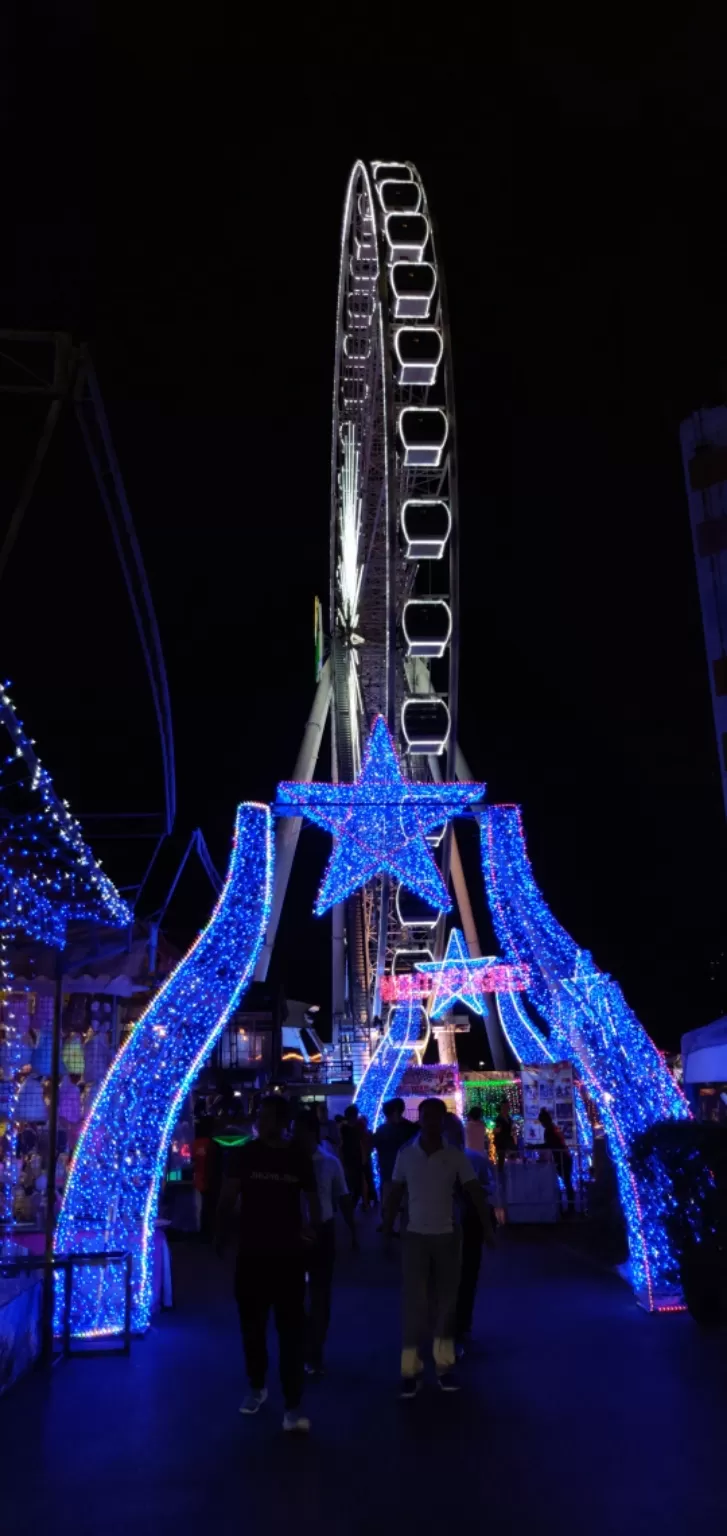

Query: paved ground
left=4, top=1219, right=727, bottom=1536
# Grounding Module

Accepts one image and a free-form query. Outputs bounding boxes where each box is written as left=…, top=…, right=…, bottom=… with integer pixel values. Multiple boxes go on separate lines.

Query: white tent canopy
left=681, top=1016, right=727, bottom=1084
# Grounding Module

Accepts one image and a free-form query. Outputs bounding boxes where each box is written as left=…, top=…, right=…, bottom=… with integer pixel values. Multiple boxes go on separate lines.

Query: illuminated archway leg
left=481, top=806, right=689, bottom=1306
left=54, top=803, right=273, bottom=1336
left=354, top=997, right=425, bottom=1131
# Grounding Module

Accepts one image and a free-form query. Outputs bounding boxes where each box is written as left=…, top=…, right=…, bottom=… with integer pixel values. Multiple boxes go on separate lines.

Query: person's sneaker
left=239, top=1387, right=268, bottom=1415
left=437, top=1372, right=461, bottom=1392
left=283, top=1409, right=311, bottom=1433
left=399, top=1376, right=422, bottom=1400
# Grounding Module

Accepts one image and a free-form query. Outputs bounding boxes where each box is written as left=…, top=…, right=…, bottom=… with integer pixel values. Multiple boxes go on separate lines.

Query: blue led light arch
left=54, top=803, right=273, bottom=1335
left=481, top=803, right=689, bottom=1307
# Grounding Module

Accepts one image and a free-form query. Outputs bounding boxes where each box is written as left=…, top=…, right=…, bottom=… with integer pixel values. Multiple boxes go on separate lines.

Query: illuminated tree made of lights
left=481, top=803, right=691, bottom=1308
left=54, top=804, right=273, bottom=1335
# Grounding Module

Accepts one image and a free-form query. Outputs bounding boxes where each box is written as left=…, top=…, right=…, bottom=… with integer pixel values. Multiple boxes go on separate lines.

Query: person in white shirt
left=294, top=1110, right=356, bottom=1375
left=465, top=1104, right=487, bottom=1154
left=383, top=1097, right=491, bottom=1397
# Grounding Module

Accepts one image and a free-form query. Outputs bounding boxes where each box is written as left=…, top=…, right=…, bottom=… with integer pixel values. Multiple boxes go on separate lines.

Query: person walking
left=493, top=1097, right=516, bottom=1170
left=317, top=1102, right=341, bottom=1154
left=464, top=1103, right=487, bottom=1154
left=340, top=1104, right=365, bottom=1209
left=294, top=1109, right=356, bottom=1375
left=455, top=1144, right=496, bottom=1345
left=358, top=1114, right=378, bottom=1209
left=235, top=1096, right=320, bottom=1432
left=373, top=1098, right=416, bottom=1225
left=443, top=1108, right=465, bottom=1149
left=538, top=1108, right=575, bottom=1211
left=382, top=1097, right=491, bottom=1397
left=191, top=1117, right=215, bottom=1239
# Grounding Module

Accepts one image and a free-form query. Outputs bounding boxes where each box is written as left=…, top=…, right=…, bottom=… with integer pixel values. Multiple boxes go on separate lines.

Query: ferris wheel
left=258, top=159, right=502, bottom=1078
left=328, top=160, right=460, bottom=1065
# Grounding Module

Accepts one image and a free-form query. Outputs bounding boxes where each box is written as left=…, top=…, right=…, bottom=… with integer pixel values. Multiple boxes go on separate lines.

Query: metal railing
left=0, top=1248, right=132, bottom=1357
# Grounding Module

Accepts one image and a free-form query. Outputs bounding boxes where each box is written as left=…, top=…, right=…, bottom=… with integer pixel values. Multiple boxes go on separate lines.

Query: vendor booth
left=1, top=971, right=149, bottom=1229
left=461, top=1063, right=582, bottom=1223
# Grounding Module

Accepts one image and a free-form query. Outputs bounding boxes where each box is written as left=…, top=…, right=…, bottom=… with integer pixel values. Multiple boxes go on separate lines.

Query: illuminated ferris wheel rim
left=330, top=158, right=460, bottom=781
left=329, top=159, right=461, bottom=1037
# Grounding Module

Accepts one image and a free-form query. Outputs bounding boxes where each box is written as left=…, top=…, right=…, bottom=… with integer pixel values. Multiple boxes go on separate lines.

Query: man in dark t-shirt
left=236, top=1096, right=319, bottom=1432
left=373, top=1098, right=416, bottom=1224
left=339, top=1105, right=365, bottom=1208
left=493, top=1099, right=516, bottom=1170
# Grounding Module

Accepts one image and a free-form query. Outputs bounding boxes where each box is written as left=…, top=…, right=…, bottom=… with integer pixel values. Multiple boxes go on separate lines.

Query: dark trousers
left=306, top=1218, right=335, bottom=1368
left=235, top=1254, right=306, bottom=1410
left=344, top=1163, right=363, bottom=1209
left=456, top=1215, right=484, bottom=1338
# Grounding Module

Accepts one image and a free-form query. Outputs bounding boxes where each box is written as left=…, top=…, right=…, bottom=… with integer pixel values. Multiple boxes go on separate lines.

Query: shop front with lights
left=461, top=1065, right=587, bottom=1221
left=1, top=971, right=149, bottom=1233
left=1, top=952, right=178, bottom=1365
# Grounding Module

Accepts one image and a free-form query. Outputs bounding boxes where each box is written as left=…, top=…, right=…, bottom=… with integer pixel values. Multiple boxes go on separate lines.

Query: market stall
left=461, top=1063, right=582, bottom=1222
left=1, top=972, right=148, bottom=1229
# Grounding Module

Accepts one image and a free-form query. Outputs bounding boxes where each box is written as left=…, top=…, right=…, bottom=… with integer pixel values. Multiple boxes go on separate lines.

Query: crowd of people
left=210, top=1093, right=498, bottom=1434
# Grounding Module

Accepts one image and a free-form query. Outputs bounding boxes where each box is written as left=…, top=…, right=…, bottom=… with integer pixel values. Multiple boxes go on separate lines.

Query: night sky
left=2, top=17, right=727, bottom=1049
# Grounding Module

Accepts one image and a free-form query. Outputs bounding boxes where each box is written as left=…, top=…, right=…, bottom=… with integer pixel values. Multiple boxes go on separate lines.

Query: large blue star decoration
left=276, top=715, right=485, bottom=916
left=416, top=927, right=500, bottom=1019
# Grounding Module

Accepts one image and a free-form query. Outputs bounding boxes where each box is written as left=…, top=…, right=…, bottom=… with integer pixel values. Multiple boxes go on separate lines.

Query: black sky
left=2, top=15, right=727, bottom=1048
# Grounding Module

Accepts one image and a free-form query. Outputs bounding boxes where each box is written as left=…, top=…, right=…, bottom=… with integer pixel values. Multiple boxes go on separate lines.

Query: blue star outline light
left=276, top=716, right=485, bottom=916
left=416, top=926, right=499, bottom=1019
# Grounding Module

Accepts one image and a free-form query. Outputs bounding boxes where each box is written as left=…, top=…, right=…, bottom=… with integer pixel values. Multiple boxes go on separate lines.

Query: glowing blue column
left=354, top=996, right=425, bottom=1131
left=54, top=803, right=273, bottom=1335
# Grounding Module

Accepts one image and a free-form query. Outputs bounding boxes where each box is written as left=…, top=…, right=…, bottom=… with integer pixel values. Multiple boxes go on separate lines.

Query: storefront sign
left=380, top=963, right=529, bottom=1004
left=520, top=1062, right=576, bottom=1147
left=398, top=1063, right=459, bottom=1099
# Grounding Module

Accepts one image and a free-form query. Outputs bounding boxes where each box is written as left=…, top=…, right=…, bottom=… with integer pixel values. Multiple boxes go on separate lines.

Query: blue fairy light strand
left=0, top=684, right=132, bottom=940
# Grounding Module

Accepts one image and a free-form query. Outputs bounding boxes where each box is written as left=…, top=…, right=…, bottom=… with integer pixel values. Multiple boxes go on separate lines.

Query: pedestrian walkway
left=3, top=1224, right=727, bottom=1535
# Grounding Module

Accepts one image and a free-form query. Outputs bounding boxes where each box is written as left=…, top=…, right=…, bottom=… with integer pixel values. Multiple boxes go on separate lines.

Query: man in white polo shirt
left=382, top=1097, right=491, bottom=1397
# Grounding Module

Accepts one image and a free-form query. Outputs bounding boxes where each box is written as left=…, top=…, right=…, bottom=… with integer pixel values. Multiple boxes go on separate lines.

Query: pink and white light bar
left=380, top=963, right=530, bottom=1003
